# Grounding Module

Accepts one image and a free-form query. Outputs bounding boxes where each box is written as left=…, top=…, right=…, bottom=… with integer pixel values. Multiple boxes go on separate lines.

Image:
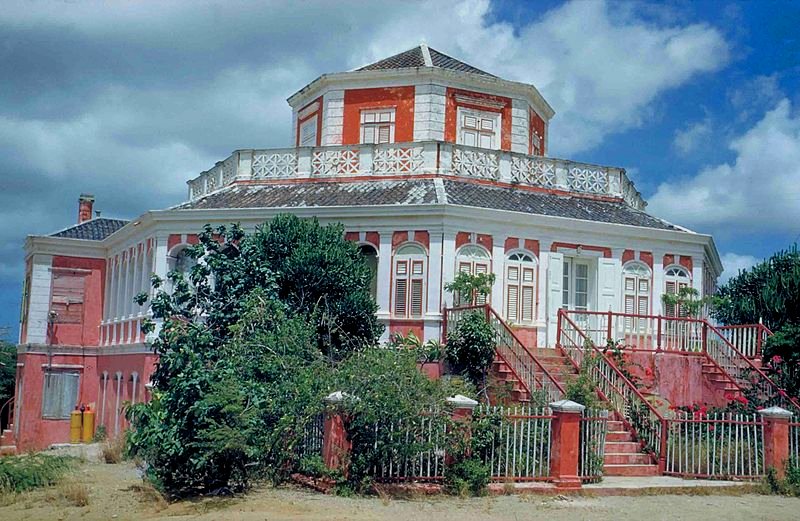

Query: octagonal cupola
left=286, top=44, right=555, bottom=156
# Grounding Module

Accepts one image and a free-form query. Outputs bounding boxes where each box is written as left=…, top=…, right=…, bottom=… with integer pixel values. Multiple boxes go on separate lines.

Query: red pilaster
left=760, top=406, right=793, bottom=478
left=322, top=392, right=351, bottom=475
left=549, top=400, right=585, bottom=490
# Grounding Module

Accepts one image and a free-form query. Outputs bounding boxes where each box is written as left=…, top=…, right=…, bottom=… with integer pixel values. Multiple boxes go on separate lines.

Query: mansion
left=6, top=45, right=721, bottom=451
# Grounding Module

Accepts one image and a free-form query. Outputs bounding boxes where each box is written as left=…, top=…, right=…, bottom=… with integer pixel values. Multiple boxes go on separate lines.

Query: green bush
left=446, top=311, right=496, bottom=392
left=0, top=454, right=75, bottom=493
left=444, top=458, right=491, bottom=496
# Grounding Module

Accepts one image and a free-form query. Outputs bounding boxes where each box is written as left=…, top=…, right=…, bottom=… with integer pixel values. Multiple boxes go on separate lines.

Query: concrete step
left=604, top=452, right=653, bottom=465
left=602, top=463, right=660, bottom=477
left=606, top=430, right=634, bottom=442
left=604, top=441, right=640, bottom=452
left=606, top=420, right=625, bottom=431
left=0, top=445, right=16, bottom=456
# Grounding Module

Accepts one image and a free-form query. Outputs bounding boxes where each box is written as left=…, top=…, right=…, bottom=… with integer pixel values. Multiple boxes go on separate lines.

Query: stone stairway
left=0, top=425, right=16, bottom=456
left=603, top=415, right=659, bottom=476
left=701, top=361, right=744, bottom=399
left=491, top=345, right=659, bottom=477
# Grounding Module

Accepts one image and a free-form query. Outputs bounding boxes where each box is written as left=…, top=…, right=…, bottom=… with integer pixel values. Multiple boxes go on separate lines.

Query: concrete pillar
left=549, top=399, right=585, bottom=490
left=446, top=395, right=479, bottom=463
left=425, top=231, right=444, bottom=341
left=322, top=391, right=352, bottom=474
left=759, top=406, right=793, bottom=478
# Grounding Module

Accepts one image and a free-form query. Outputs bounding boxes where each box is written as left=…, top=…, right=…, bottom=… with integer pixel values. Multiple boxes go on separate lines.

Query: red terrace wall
left=391, top=231, right=429, bottom=250
left=529, top=109, right=546, bottom=155
left=476, top=234, right=493, bottom=251
left=680, top=256, right=693, bottom=272
left=640, top=251, right=654, bottom=269
left=342, top=87, right=415, bottom=145
left=95, top=353, right=158, bottom=439
left=623, top=351, right=728, bottom=409
left=504, top=237, right=518, bottom=252
left=388, top=320, right=424, bottom=342
left=455, top=232, right=470, bottom=250
left=513, top=326, right=537, bottom=349
left=392, top=231, right=409, bottom=249
left=295, top=96, right=323, bottom=147
left=49, top=256, right=105, bottom=347
left=551, top=242, right=612, bottom=258
left=445, top=88, right=513, bottom=151
left=456, top=232, right=492, bottom=252
left=663, top=254, right=675, bottom=267
left=15, top=352, right=99, bottom=451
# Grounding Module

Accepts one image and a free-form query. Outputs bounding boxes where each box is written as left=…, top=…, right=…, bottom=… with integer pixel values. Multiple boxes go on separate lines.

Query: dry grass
left=127, top=481, right=168, bottom=511
left=59, top=482, right=90, bottom=506
left=101, top=437, right=125, bottom=464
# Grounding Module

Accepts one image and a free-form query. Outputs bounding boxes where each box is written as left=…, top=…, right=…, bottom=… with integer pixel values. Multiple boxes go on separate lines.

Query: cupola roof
left=356, top=44, right=495, bottom=78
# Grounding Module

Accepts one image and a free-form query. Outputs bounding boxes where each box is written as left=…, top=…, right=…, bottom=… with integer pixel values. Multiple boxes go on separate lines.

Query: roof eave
left=286, top=67, right=555, bottom=120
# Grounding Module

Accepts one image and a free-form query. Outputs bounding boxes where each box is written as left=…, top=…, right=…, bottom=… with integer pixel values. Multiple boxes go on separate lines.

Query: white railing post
left=236, top=150, right=252, bottom=181
left=498, top=151, right=512, bottom=183
left=359, top=144, right=373, bottom=176
left=297, top=147, right=312, bottom=178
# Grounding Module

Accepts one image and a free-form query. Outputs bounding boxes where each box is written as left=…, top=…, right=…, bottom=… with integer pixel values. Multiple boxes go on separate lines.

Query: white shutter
left=597, top=258, right=620, bottom=313
left=547, top=252, right=564, bottom=329
left=299, top=117, right=317, bottom=146
left=506, top=285, right=518, bottom=321
left=394, top=279, right=407, bottom=316
left=377, top=125, right=391, bottom=144
left=521, top=286, right=534, bottom=322
left=410, top=280, right=423, bottom=317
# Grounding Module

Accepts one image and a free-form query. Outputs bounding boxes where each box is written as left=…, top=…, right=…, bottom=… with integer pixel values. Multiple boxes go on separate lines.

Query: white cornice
left=25, top=236, right=107, bottom=259
left=286, top=67, right=555, bottom=120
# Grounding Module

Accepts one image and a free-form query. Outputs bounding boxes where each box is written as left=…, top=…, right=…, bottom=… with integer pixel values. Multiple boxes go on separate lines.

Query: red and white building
left=4, top=45, right=722, bottom=452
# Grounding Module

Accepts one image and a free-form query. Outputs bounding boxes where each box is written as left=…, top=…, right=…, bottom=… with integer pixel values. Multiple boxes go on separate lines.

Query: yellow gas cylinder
left=70, top=410, right=82, bottom=444
left=81, top=408, right=95, bottom=443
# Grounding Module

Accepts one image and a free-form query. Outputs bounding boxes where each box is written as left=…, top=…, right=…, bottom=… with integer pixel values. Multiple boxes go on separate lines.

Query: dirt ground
left=1, top=460, right=799, bottom=521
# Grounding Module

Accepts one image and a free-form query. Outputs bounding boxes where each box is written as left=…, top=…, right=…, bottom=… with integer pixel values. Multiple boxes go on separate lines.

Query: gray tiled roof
left=50, top=218, right=129, bottom=241
left=177, top=178, right=680, bottom=232
left=357, top=45, right=494, bottom=78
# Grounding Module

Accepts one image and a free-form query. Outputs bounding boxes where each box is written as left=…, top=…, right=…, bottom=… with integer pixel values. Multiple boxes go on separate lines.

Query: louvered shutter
left=377, top=125, right=391, bottom=144
left=506, top=285, right=518, bottom=321
left=665, top=280, right=676, bottom=317
left=395, top=279, right=407, bottom=316
left=410, top=280, right=423, bottom=317
left=51, top=270, right=86, bottom=324
left=475, top=262, right=489, bottom=305
left=521, top=286, right=534, bottom=322
left=42, top=372, right=79, bottom=419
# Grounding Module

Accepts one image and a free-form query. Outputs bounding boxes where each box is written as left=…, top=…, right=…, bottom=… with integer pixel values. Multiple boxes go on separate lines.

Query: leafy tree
left=0, top=340, right=15, bottom=431
left=445, top=311, right=496, bottom=396
left=445, top=272, right=495, bottom=306
left=713, top=245, right=800, bottom=397
left=128, top=216, right=383, bottom=496
left=661, top=286, right=715, bottom=319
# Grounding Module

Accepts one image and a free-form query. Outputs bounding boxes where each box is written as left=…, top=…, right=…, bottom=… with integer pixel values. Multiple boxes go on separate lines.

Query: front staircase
left=603, top=415, right=659, bottom=476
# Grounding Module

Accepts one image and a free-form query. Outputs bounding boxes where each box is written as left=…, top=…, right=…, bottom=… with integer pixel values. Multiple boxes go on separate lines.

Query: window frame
left=664, top=265, right=692, bottom=318
left=360, top=108, right=396, bottom=145
left=504, top=251, right=537, bottom=324
left=392, top=243, right=427, bottom=318
left=562, top=258, right=590, bottom=312
left=41, top=370, right=80, bottom=420
left=298, top=115, right=318, bottom=147
left=455, top=244, right=492, bottom=306
left=456, top=107, right=501, bottom=150
left=622, top=261, right=652, bottom=331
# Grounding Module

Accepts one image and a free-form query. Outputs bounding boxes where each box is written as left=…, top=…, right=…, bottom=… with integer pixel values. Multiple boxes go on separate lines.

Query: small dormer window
left=360, top=109, right=395, bottom=144
left=299, top=116, right=318, bottom=146
left=457, top=107, right=500, bottom=149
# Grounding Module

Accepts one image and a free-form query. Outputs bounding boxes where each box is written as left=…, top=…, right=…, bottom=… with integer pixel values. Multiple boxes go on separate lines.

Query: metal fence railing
left=664, top=412, right=764, bottom=479
left=476, top=405, right=553, bottom=481
left=368, top=411, right=448, bottom=481
left=579, top=409, right=609, bottom=482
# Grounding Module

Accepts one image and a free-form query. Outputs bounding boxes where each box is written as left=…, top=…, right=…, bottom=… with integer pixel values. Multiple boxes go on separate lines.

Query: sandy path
left=1, top=460, right=798, bottom=521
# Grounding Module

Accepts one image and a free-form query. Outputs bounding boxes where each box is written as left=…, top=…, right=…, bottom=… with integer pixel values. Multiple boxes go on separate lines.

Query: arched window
left=505, top=252, right=537, bottom=324
left=455, top=244, right=491, bottom=305
left=393, top=244, right=426, bottom=318
left=622, top=262, right=651, bottom=330
left=664, top=265, right=691, bottom=317
left=167, top=245, right=198, bottom=292
left=359, top=244, right=378, bottom=301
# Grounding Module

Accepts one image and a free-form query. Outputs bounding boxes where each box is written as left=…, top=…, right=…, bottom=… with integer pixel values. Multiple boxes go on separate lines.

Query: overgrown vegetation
left=763, top=459, right=800, bottom=496
left=126, top=215, right=484, bottom=497
left=714, top=245, right=800, bottom=396
left=564, top=345, right=601, bottom=409
left=0, top=340, right=15, bottom=432
left=445, top=271, right=495, bottom=307
left=445, top=311, right=496, bottom=395
left=0, top=454, right=75, bottom=494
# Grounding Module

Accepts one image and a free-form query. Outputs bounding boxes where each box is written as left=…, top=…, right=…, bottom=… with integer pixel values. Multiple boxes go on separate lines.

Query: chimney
left=78, top=194, right=95, bottom=224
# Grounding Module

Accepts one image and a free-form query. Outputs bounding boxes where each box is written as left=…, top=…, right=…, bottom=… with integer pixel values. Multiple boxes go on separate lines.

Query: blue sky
left=0, top=0, right=798, bottom=340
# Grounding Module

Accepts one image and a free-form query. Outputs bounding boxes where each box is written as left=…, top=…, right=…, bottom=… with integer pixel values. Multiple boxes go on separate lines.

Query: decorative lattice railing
left=186, top=141, right=645, bottom=209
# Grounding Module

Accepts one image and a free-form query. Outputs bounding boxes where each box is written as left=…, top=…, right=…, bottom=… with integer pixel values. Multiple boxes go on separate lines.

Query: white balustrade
left=185, top=141, right=646, bottom=209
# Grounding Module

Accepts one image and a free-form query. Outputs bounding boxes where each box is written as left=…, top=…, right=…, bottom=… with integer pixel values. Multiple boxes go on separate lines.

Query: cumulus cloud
left=0, top=0, right=731, bottom=330
left=673, top=117, right=712, bottom=155
left=719, top=252, right=759, bottom=283
left=648, top=99, right=800, bottom=235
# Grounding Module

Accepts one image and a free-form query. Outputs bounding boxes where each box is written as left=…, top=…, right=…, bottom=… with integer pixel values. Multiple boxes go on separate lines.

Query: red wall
left=342, top=87, right=415, bottom=145
left=529, top=109, right=546, bottom=155
left=50, top=256, right=106, bottom=347
left=445, top=87, right=513, bottom=151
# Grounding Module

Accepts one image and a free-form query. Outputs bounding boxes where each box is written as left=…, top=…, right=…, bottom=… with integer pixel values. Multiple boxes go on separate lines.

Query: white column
left=114, top=371, right=122, bottom=436
left=652, top=250, right=665, bottom=316
left=441, top=231, right=457, bottom=309
left=491, top=236, right=506, bottom=313
left=321, top=90, right=344, bottom=146
left=424, top=231, right=444, bottom=341
left=691, top=255, right=704, bottom=294
left=376, top=232, right=392, bottom=342
left=25, top=254, right=54, bottom=344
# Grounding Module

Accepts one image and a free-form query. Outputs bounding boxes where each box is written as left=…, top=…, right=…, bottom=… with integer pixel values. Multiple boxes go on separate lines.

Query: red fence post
left=446, top=395, right=478, bottom=464
left=606, top=310, right=613, bottom=343
left=656, top=316, right=662, bottom=352
left=556, top=310, right=563, bottom=349
left=759, top=406, right=793, bottom=479
left=658, top=418, right=668, bottom=474
left=322, top=391, right=352, bottom=475
left=549, top=399, right=585, bottom=490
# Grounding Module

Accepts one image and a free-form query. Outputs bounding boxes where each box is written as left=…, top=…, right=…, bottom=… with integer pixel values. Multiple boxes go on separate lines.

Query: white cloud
left=719, top=252, right=759, bottom=283
left=649, top=99, right=800, bottom=235
left=673, top=117, right=712, bottom=155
